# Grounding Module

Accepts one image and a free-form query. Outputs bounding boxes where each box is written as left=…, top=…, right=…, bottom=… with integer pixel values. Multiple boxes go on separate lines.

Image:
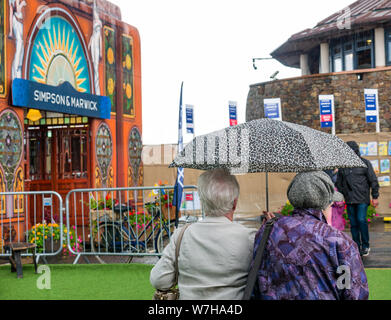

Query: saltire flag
left=172, top=82, right=185, bottom=227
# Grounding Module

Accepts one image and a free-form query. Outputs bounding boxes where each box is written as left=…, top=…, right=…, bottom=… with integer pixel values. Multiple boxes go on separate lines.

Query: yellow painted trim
left=104, top=26, right=116, bottom=113
left=121, top=33, right=135, bottom=118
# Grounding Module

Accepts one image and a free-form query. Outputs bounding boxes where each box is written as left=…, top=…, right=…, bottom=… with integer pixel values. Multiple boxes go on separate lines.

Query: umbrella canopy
left=169, top=118, right=366, bottom=174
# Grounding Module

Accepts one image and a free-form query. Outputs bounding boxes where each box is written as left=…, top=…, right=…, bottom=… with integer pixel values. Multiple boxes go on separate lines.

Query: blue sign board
left=12, top=78, right=111, bottom=119
left=264, top=98, right=282, bottom=121
left=186, top=105, right=194, bottom=134
left=229, top=101, right=238, bottom=126
left=319, top=96, right=334, bottom=128
left=264, top=103, right=280, bottom=119
left=364, top=90, right=378, bottom=123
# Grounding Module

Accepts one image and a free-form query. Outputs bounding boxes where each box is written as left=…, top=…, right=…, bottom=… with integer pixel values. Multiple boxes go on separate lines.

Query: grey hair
left=197, top=169, right=240, bottom=217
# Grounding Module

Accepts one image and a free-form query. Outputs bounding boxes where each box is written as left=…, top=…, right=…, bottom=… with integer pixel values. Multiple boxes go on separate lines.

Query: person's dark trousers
left=347, top=204, right=370, bottom=251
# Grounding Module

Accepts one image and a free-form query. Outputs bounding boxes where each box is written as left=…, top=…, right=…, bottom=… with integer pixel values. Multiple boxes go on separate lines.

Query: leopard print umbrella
left=169, top=118, right=366, bottom=174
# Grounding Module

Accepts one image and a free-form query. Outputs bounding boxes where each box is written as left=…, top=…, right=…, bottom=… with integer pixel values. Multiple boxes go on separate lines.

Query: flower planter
left=91, top=209, right=120, bottom=222
left=161, top=205, right=181, bottom=221
left=44, top=239, right=61, bottom=254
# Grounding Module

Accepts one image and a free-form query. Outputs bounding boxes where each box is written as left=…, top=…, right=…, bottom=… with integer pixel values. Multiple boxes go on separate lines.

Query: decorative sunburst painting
left=29, top=16, right=90, bottom=93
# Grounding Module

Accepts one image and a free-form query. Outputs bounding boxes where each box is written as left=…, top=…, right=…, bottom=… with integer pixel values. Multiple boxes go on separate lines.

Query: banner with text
left=229, top=101, right=238, bottom=126
left=319, top=95, right=335, bottom=129
left=12, top=78, right=111, bottom=119
left=186, top=104, right=194, bottom=134
left=364, top=89, right=379, bottom=124
left=263, top=98, right=282, bottom=121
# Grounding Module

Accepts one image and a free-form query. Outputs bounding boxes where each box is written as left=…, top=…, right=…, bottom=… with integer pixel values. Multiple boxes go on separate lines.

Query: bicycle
left=93, top=202, right=179, bottom=256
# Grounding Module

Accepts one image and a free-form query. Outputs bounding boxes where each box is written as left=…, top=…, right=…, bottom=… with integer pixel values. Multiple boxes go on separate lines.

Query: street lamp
left=252, top=57, right=274, bottom=70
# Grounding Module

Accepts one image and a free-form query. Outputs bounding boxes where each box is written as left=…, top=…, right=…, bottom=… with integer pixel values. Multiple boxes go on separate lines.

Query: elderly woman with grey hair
left=150, top=169, right=256, bottom=300
left=252, top=171, right=369, bottom=300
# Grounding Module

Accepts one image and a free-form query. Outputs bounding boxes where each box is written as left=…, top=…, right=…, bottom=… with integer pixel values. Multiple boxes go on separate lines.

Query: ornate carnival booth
left=0, top=0, right=143, bottom=242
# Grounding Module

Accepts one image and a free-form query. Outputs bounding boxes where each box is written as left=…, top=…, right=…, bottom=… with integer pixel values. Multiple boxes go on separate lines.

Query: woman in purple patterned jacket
left=253, top=171, right=369, bottom=300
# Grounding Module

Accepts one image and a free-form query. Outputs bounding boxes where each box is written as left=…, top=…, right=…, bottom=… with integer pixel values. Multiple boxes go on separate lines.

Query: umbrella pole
left=265, top=172, right=270, bottom=213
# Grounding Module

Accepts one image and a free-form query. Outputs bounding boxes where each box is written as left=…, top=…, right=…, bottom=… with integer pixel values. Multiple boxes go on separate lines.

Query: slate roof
left=272, top=0, right=391, bottom=68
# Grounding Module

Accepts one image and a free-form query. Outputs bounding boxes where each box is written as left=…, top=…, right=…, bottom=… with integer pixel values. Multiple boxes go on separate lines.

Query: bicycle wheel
left=95, top=223, right=123, bottom=253
left=91, top=223, right=135, bottom=264
left=155, top=222, right=176, bottom=254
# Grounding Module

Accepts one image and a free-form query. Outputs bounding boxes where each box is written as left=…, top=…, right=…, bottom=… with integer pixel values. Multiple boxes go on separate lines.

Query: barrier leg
left=13, top=251, right=23, bottom=279
left=33, top=251, right=38, bottom=274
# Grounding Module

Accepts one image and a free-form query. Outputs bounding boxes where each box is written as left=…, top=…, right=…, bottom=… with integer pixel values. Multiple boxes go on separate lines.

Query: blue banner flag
left=229, top=101, right=238, bottom=126
left=186, top=105, right=194, bottom=134
left=172, top=82, right=185, bottom=225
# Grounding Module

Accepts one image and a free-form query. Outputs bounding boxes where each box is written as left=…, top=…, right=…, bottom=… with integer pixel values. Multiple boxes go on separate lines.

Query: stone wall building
left=246, top=0, right=391, bottom=216
left=247, top=0, right=391, bottom=134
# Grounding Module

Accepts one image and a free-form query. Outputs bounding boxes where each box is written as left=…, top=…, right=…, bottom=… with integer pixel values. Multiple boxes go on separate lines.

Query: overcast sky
left=110, top=0, right=354, bottom=145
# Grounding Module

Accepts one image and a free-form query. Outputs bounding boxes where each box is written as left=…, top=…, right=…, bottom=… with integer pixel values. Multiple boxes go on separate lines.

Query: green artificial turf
left=1, top=264, right=390, bottom=300
left=0, top=264, right=155, bottom=300
left=366, top=269, right=391, bottom=300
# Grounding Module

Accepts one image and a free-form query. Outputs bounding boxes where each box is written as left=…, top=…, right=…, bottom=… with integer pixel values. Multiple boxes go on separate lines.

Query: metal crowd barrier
left=0, top=191, right=64, bottom=263
left=65, top=186, right=203, bottom=264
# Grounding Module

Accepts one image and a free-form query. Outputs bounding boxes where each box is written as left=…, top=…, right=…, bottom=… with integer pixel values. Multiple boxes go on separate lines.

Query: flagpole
left=173, top=82, right=184, bottom=228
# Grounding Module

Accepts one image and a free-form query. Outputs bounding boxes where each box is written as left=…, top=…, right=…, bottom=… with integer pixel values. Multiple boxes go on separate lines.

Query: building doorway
left=25, top=124, right=91, bottom=225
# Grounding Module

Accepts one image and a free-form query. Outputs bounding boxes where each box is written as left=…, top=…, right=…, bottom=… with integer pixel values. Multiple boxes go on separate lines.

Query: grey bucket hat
left=287, top=171, right=344, bottom=211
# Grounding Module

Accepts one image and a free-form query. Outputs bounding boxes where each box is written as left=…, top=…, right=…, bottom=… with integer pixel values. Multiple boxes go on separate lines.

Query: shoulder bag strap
left=173, top=223, right=191, bottom=286
left=242, top=217, right=278, bottom=300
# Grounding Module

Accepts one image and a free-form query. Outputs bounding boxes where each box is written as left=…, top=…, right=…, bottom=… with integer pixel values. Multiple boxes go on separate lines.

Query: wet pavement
left=360, top=220, right=391, bottom=268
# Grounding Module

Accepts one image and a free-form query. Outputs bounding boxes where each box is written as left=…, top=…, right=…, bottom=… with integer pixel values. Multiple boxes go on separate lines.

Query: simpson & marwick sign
left=12, top=78, right=111, bottom=119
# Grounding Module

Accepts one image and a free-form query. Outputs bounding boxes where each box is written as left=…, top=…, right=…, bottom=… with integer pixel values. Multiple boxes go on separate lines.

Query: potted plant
left=89, top=192, right=118, bottom=222
left=146, top=181, right=177, bottom=221
left=28, top=223, right=61, bottom=253
left=27, top=223, right=82, bottom=256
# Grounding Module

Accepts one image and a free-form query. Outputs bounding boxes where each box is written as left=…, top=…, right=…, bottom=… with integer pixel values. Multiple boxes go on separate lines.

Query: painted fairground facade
left=0, top=0, right=143, bottom=239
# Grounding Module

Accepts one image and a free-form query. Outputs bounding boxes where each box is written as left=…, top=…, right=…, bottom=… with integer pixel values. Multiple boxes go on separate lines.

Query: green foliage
left=279, top=201, right=294, bottom=216
left=279, top=201, right=379, bottom=225
left=89, top=193, right=113, bottom=210
left=27, top=223, right=82, bottom=255
left=145, top=181, right=174, bottom=214
left=127, top=210, right=158, bottom=232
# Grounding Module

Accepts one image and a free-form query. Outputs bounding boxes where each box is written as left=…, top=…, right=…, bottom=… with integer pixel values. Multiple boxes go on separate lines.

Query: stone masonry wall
left=246, top=67, right=391, bottom=134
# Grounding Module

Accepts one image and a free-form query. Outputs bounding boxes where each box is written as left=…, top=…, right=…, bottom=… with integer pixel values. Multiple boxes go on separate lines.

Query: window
left=385, top=28, right=391, bottom=66
left=344, top=42, right=354, bottom=71
left=329, top=31, right=374, bottom=72
left=332, top=45, right=343, bottom=72
left=355, top=31, right=373, bottom=69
